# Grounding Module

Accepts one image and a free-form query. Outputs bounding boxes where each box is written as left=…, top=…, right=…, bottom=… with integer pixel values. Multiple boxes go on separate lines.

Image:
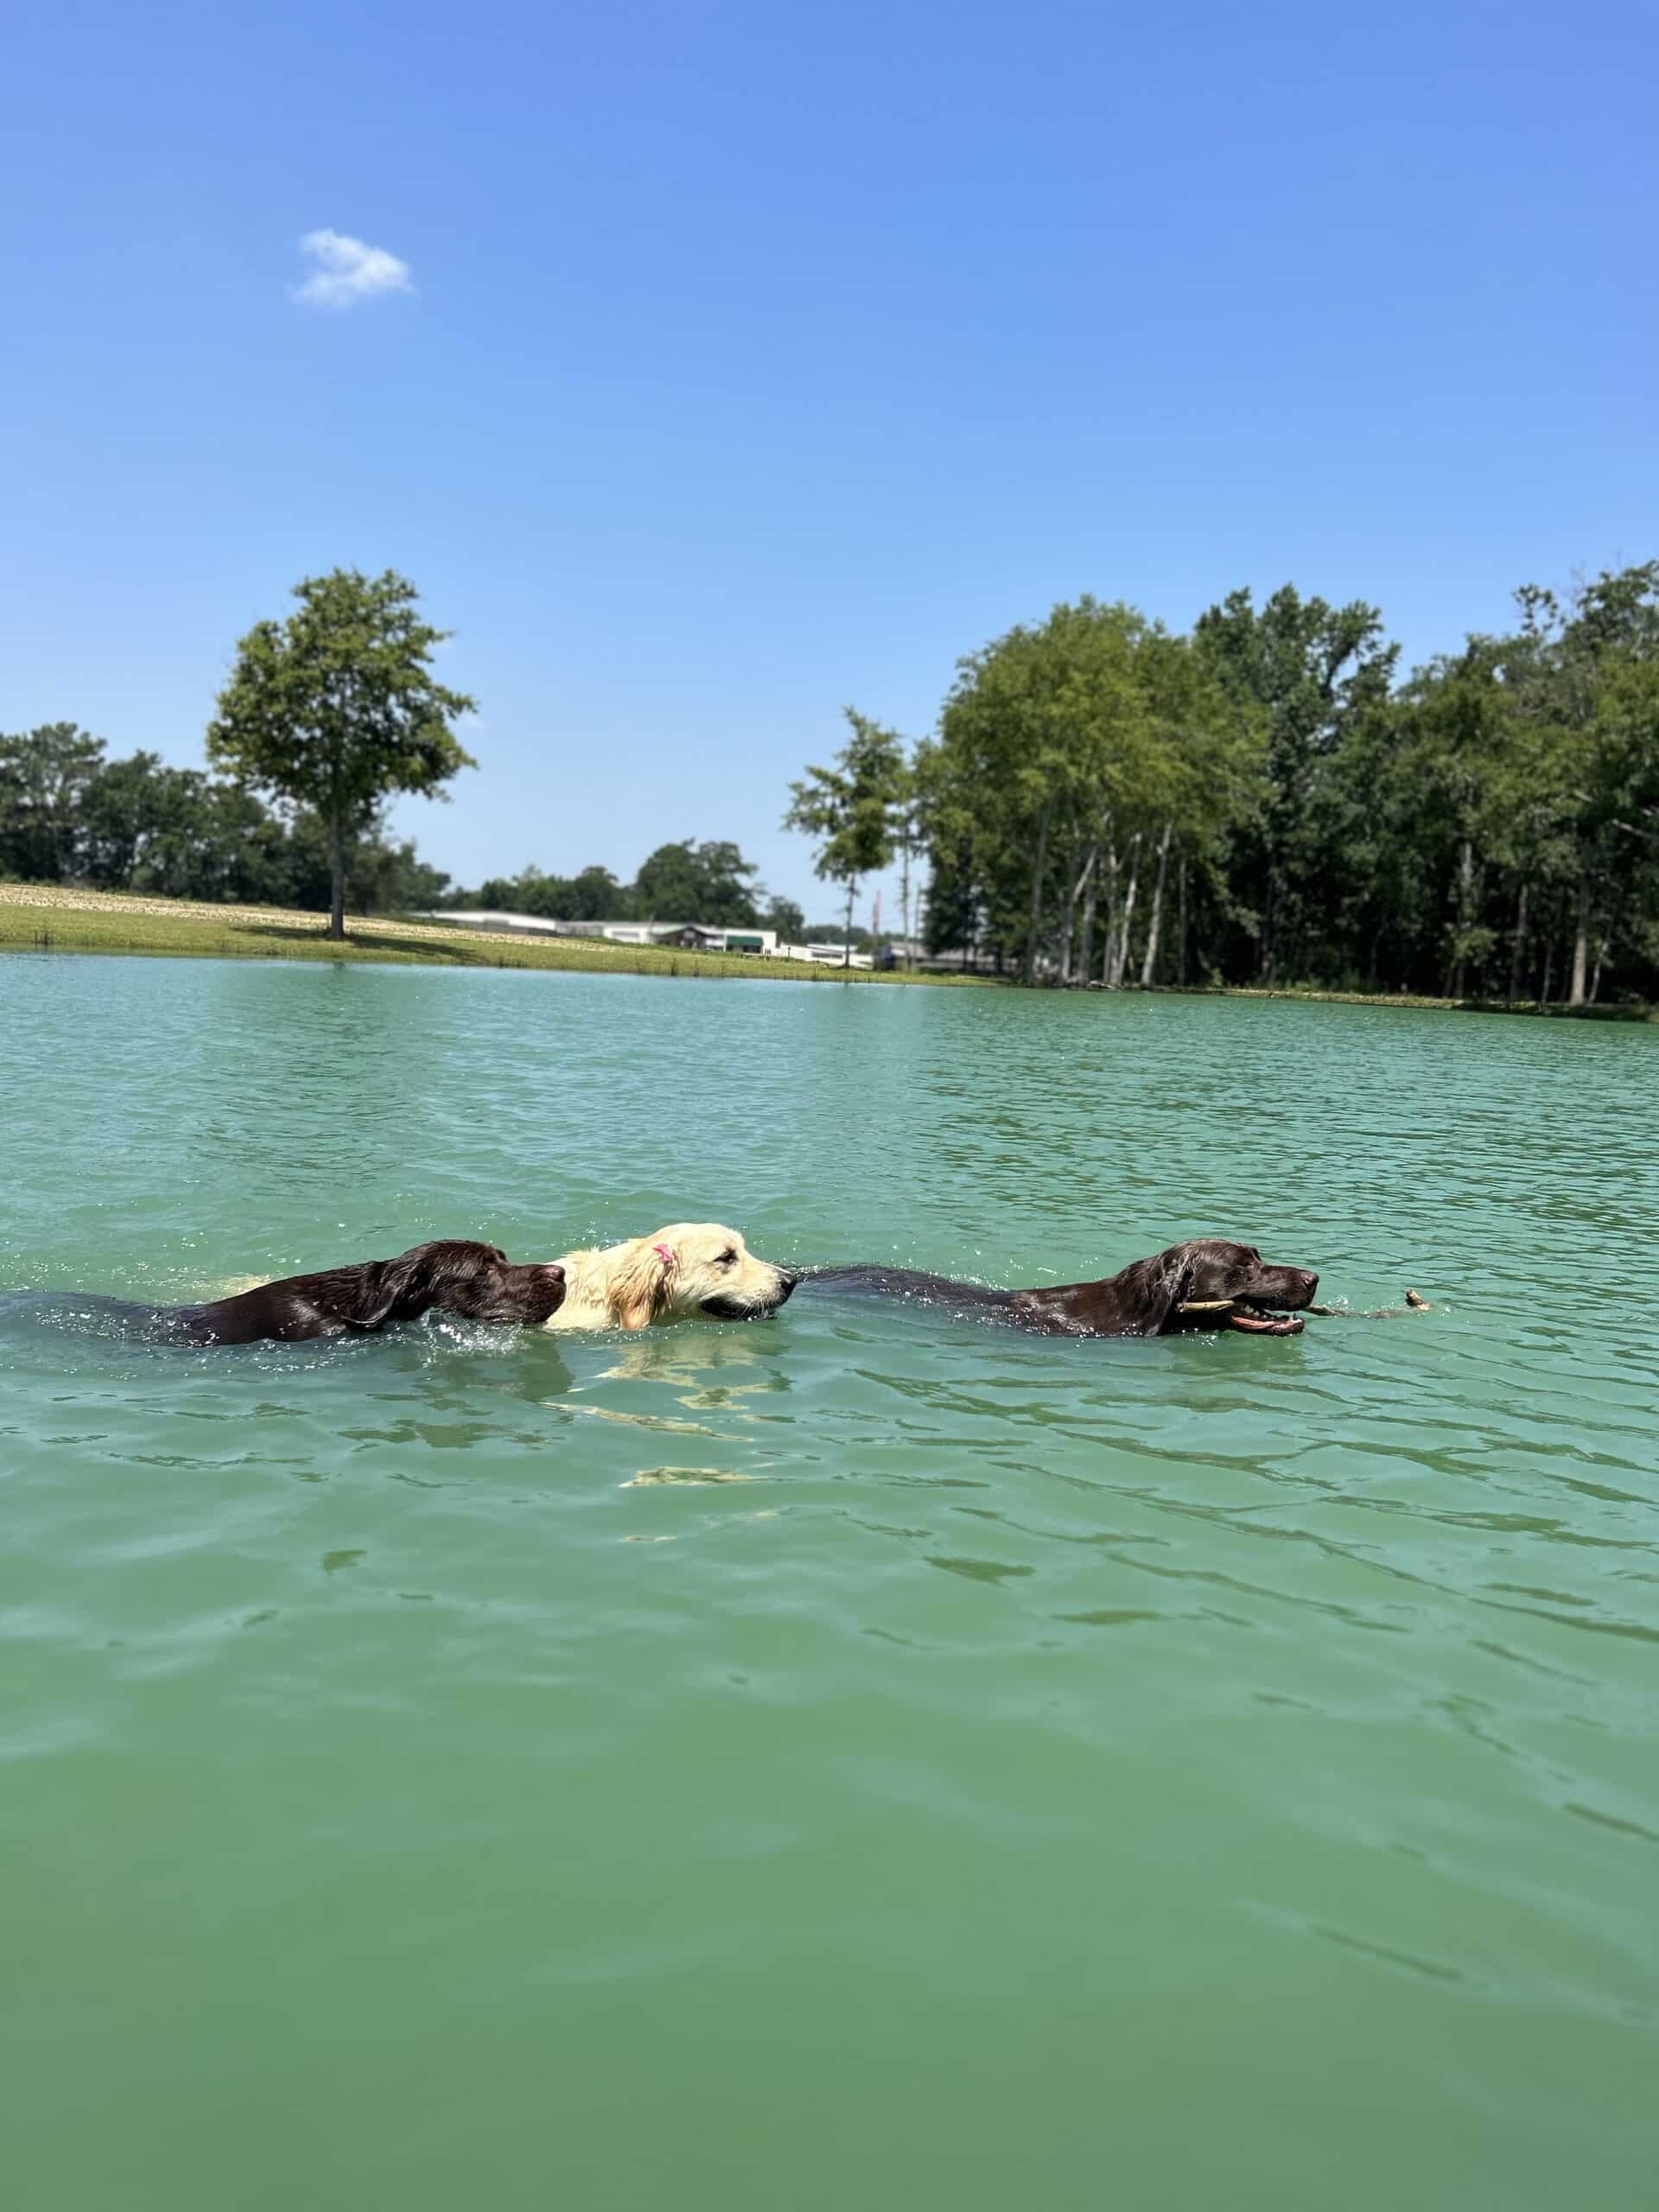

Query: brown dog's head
left=379, top=1241, right=567, bottom=1327
left=1152, top=1238, right=1319, bottom=1336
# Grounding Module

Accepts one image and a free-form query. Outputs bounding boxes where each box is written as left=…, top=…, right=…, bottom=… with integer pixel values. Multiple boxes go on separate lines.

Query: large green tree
left=632, top=839, right=763, bottom=926
left=1511, top=563, right=1659, bottom=1002
left=1193, top=586, right=1396, bottom=982
left=783, top=709, right=903, bottom=965
left=924, top=599, right=1239, bottom=984
left=0, top=722, right=106, bottom=883
left=207, top=568, right=476, bottom=938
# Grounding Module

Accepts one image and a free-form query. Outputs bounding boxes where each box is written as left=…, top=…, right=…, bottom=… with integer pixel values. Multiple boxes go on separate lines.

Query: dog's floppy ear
left=333, top=1245, right=438, bottom=1332
left=1116, top=1245, right=1196, bottom=1336
left=1158, top=1252, right=1198, bottom=1332
left=607, top=1237, right=674, bottom=1332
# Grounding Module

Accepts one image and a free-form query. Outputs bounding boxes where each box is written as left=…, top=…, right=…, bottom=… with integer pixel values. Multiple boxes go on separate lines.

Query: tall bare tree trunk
left=1177, top=857, right=1188, bottom=986
left=1111, top=835, right=1142, bottom=987
left=1452, top=838, right=1476, bottom=999
left=1567, top=876, right=1590, bottom=1007
left=1077, top=840, right=1100, bottom=985
left=1099, top=837, right=1119, bottom=985
left=327, top=804, right=346, bottom=941
left=1021, top=799, right=1052, bottom=986
left=1260, top=862, right=1275, bottom=985
left=1139, top=820, right=1174, bottom=988
left=1540, top=934, right=1553, bottom=1007
left=1057, top=841, right=1096, bottom=985
left=1056, top=842, right=1077, bottom=984
left=898, top=836, right=911, bottom=970
left=843, top=878, right=855, bottom=968
left=1589, top=936, right=1606, bottom=1004
left=1508, top=880, right=1529, bottom=1005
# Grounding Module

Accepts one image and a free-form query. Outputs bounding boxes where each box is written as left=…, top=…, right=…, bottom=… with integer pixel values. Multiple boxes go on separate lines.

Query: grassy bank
left=0, top=885, right=985, bottom=983
left=5, top=889, right=1648, bottom=1016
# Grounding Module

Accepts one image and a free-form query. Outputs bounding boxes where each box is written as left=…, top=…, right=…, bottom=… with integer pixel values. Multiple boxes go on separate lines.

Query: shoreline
left=1, top=887, right=1650, bottom=1018
left=0, top=885, right=977, bottom=985
left=1150, top=982, right=1655, bottom=1023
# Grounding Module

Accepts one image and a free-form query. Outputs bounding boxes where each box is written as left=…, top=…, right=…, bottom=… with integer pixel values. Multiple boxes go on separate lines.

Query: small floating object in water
left=1302, top=1290, right=1431, bottom=1319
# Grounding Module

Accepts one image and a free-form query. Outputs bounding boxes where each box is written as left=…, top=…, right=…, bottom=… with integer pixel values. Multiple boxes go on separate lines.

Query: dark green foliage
left=1193, top=586, right=1397, bottom=983
left=633, top=840, right=761, bottom=925
left=783, top=710, right=903, bottom=964
left=0, top=724, right=452, bottom=915
left=909, top=565, right=1659, bottom=1002
left=0, top=723, right=106, bottom=883
left=469, top=863, right=632, bottom=920
left=760, top=895, right=805, bottom=944
left=458, top=840, right=801, bottom=935
left=207, top=568, right=475, bottom=938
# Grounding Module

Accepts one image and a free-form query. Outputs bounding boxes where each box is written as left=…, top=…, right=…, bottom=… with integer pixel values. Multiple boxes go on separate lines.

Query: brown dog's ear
left=1163, top=1255, right=1198, bottom=1329
left=1120, top=1246, right=1196, bottom=1336
left=608, top=1238, right=673, bottom=1332
left=334, top=1247, right=438, bottom=1331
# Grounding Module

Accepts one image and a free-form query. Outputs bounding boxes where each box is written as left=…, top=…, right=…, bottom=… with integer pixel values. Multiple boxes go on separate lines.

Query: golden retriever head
left=598, top=1224, right=798, bottom=1332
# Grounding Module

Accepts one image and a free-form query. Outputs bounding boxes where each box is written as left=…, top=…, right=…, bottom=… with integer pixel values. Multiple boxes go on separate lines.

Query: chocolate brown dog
left=801, top=1239, right=1319, bottom=1338
left=175, top=1239, right=567, bottom=1344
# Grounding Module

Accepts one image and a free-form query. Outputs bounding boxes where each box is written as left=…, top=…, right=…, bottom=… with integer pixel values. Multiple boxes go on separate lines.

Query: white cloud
left=292, top=229, right=414, bottom=309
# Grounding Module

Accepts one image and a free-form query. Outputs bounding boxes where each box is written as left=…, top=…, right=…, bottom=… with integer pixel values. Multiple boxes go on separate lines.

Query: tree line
left=783, top=563, right=1659, bottom=1004
left=13, top=557, right=1656, bottom=1001
left=454, top=842, right=805, bottom=940
left=0, top=720, right=453, bottom=916
left=0, top=721, right=811, bottom=942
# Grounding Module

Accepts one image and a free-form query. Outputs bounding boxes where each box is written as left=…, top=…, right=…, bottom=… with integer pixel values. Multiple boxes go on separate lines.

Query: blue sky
left=3, top=0, right=1654, bottom=916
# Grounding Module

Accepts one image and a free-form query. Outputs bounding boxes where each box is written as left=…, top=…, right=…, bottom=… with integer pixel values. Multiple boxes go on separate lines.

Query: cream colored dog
left=544, top=1223, right=797, bottom=1332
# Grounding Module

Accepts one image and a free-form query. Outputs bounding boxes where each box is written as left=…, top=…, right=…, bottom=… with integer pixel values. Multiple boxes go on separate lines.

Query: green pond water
left=3, top=953, right=1656, bottom=2210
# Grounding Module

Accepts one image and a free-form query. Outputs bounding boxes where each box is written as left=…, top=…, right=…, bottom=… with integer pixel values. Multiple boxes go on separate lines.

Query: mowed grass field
left=0, top=885, right=980, bottom=984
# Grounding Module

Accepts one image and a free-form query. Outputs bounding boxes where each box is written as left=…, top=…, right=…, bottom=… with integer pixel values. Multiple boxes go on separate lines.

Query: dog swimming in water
left=29, top=1240, right=569, bottom=1346
left=798, top=1238, right=1321, bottom=1338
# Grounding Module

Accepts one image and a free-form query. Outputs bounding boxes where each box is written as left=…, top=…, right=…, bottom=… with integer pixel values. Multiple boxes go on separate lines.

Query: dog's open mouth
left=1223, top=1306, right=1304, bottom=1336
left=1178, top=1298, right=1306, bottom=1337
